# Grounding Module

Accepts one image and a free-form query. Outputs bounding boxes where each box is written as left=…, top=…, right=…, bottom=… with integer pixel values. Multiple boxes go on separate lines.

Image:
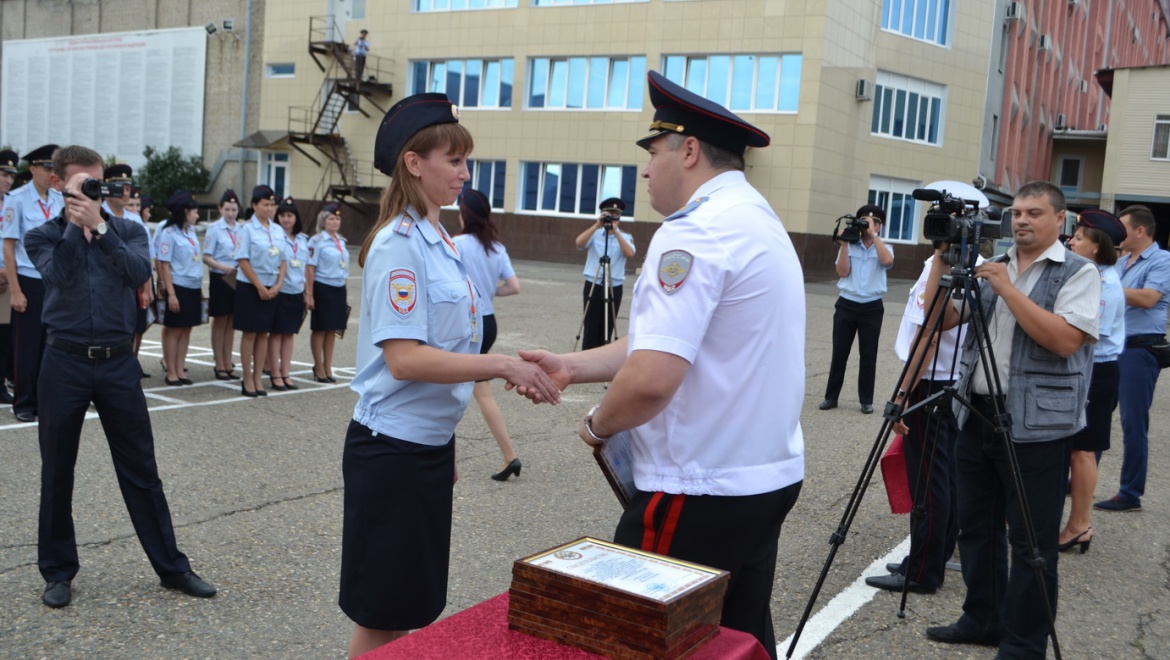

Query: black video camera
left=79, top=178, right=128, bottom=201
left=913, top=188, right=1003, bottom=267
left=832, top=214, right=871, bottom=243
left=601, top=211, right=620, bottom=228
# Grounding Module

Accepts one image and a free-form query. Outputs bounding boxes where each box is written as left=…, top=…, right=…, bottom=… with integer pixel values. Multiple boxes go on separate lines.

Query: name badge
left=193, top=254, right=200, bottom=263
left=291, top=259, right=302, bottom=268
left=268, top=247, right=280, bottom=256
left=341, top=261, right=348, bottom=270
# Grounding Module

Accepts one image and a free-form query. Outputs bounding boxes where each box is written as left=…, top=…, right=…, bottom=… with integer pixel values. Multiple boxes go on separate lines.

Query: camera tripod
left=786, top=251, right=1062, bottom=660
left=573, top=223, right=620, bottom=351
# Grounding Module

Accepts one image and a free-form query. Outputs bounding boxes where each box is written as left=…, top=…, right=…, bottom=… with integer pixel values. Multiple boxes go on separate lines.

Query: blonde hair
left=359, top=122, right=474, bottom=266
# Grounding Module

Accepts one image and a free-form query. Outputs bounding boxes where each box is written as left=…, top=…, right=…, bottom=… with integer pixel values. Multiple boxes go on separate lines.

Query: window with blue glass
left=526, top=56, right=646, bottom=110
left=415, top=0, right=518, bottom=11
left=521, top=162, right=637, bottom=217
left=412, top=59, right=514, bottom=108
left=870, top=72, right=945, bottom=146
left=881, top=0, right=950, bottom=46
left=661, top=54, right=801, bottom=112
left=459, top=159, right=508, bottom=209
left=868, top=175, right=919, bottom=242
left=534, top=0, right=647, bottom=4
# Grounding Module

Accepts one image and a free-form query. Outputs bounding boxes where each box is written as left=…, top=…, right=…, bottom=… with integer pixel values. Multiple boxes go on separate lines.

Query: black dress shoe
left=491, top=458, right=523, bottom=481
left=818, top=399, right=837, bottom=410
left=886, top=561, right=904, bottom=574
left=15, top=411, right=36, bottom=423
left=860, top=403, right=874, bottom=414
left=925, top=622, right=999, bottom=646
left=160, top=571, right=217, bottom=598
left=43, top=580, right=72, bottom=608
left=865, top=572, right=935, bottom=594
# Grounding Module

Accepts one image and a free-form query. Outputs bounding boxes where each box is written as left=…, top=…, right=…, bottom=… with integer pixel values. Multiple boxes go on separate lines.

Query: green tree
left=136, top=146, right=211, bottom=220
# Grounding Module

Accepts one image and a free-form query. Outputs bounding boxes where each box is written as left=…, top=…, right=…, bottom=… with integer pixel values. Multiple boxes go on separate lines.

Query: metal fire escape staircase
left=288, top=15, right=394, bottom=209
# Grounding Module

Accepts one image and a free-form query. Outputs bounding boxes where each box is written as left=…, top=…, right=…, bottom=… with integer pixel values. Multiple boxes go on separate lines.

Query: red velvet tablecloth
left=361, top=593, right=772, bottom=659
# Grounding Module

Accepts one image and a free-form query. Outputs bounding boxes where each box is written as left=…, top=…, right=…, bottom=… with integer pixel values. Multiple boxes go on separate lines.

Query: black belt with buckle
left=46, top=336, right=133, bottom=360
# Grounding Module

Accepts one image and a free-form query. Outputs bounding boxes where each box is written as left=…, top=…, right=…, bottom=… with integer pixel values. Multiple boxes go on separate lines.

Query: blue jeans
left=954, top=398, right=1067, bottom=658
left=1117, top=346, right=1161, bottom=504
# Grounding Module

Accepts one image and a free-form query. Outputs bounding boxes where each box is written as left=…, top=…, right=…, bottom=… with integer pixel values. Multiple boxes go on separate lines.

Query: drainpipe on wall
left=239, top=0, right=254, bottom=195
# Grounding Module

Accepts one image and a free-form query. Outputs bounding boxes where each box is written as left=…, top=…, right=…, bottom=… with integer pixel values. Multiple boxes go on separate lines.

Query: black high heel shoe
left=1058, top=527, right=1093, bottom=554
left=270, top=375, right=289, bottom=392
left=241, top=383, right=259, bottom=398
left=491, top=458, right=522, bottom=482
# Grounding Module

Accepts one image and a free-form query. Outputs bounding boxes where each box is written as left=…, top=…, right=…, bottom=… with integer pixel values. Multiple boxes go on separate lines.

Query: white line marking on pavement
left=779, top=536, right=912, bottom=659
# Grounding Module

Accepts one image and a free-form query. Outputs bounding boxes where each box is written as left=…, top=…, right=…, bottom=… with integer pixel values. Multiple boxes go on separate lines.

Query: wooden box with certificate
left=508, top=537, right=729, bottom=659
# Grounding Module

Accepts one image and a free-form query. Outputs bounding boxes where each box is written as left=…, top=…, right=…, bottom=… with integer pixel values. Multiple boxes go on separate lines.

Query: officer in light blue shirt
left=234, top=185, right=287, bottom=397
left=574, top=197, right=636, bottom=350
left=236, top=195, right=286, bottom=288
left=820, top=203, right=895, bottom=414
left=338, top=93, right=558, bottom=650
left=2, top=144, right=63, bottom=421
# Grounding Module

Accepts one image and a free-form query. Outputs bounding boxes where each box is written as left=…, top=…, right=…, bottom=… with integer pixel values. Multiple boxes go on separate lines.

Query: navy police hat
left=636, top=71, right=770, bottom=156
left=374, top=93, right=460, bottom=177
left=0, top=150, right=18, bottom=173
left=220, top=189, right=240, bottom=206
left=165, top=190, right=198, bottom=215
left=855, top=204, right=887, bottom=223
left=104, top=163, right=133, bottom=183
left=322, top=202, right=341, bottom=215
left=1077, top=209, right=1127, bottom=246
left=140, top=193, right=154, bottom=209
left=251, top=185, right=277, bottom=205
left=276, top=196, right=300, bottom=216
left=129, top=187, right=141, bottom=200
left=22, top=144, right=58, bottom=168
left=599, top=197, right=626, bottom=214
left=460, top=189, right=491, bottom=220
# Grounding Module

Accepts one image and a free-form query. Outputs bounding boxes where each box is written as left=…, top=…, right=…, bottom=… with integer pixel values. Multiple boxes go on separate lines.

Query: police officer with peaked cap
left=0, top=149, right=19, bottom=403
left=574, top=195, right=635, bottom=349
left=515, top=71, right=806, bottom=658
left=2, top=144, right=63, bottom=422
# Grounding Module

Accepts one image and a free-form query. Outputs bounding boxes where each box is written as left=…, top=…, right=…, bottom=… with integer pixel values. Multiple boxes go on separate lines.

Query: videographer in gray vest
left=919, top=181, right=1099, bottom=658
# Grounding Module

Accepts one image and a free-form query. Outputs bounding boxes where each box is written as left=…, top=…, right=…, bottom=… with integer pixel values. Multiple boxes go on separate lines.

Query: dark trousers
left=1117, top=346, right=1160, bottom=504
left=37, top=343, right=191, bottom=582
left=614, top=482, right=802, bottom=660
left=955, top=398, right=1068, bottom=659
left=581, top=280, right=623, bottom=350
left=0, top=322, right=12, bottom=384
left=12, top=275, right=46, bottom=415
left=824, top=297, right=884, bottom=405
left=896, top=378, right=958, bottom=590
left=354, top=55, right=366, bottom=80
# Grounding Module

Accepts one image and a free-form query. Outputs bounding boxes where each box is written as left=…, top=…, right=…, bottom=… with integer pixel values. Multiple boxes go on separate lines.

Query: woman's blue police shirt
left=350, top=208, right=482, bottom=447
left=281, top=232, right=310, bottom=295
left=309, top=232, right=350, bottom=287
left=157, top=225, right=204, bottom=290
left=236, top=218, right=285, bottom=287
left=203, top=218, right=240, bottom=273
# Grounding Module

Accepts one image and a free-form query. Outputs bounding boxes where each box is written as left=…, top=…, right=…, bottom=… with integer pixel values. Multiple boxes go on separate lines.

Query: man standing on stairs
left=353, top=29, right=370, bottom=81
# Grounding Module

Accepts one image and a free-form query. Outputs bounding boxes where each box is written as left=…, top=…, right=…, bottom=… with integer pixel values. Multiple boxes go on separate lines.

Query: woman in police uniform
left=306, top=203, right=349, bottom=383
left=202, top=190, right=242, bottom=380
left=267, top=197, right=308, bottom=391
left=234, top=186, right=287, bottom=397
left=340, top=93, right=559, bottom=658
left=156, top=191, right=204, bottom=385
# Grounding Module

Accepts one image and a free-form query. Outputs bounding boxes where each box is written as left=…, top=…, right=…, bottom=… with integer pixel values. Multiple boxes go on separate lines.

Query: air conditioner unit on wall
left=1007, top=2, right=1024, bottom=21
left=1038, top=35, right=1053, bottom=51
left=1056, top=113, right=1068, bottom=129
left=856, top=79, right=872, bottom=101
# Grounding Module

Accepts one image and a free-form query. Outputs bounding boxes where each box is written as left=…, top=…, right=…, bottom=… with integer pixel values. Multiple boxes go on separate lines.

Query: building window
left=881, top=0, right=951, bottom=46
left=261, top=152, right=290, bottom=200
left=265, top=63, right=295, bottom=78
left=868, top=175, right=919, bottom=243
left=526, top=56, right=646, bottom=110
left=661, top=54, right=801, bottom=112
left=461, top=159, right=508, bottom=209
left=1153, top=114, right=1170, bottom=160
left=520, top=161, right=637, bottom=217
left=412, top=58, right=515, bottom=108
left=871, top=71, right=945, bottom=146
left=1058, top=157, right=1082, bottom=192
left=534, top=0, right=647, bottom=4
left=414, top=0, right=518, bottom=10
left=352, top=0, right=366, bottom=19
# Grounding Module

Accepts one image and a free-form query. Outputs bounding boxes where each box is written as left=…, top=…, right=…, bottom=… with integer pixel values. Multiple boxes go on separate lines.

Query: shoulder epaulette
left=394, top=216, right=414, bottom=236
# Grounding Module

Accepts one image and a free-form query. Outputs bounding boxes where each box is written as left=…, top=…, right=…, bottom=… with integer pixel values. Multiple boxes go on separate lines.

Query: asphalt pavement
left=0, top=259, right=1166, bottom=659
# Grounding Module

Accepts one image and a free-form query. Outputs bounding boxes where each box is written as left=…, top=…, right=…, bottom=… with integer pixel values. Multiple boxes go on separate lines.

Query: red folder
left=880, top=435, right=912, bottom=514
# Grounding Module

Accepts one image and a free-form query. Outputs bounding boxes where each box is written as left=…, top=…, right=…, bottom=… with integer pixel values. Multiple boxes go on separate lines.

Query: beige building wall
left=0, top=0, right=266, bottom=201
left=1101, top=66, right=1170, bottom=200
left=257, top=0, right=995, bottom=276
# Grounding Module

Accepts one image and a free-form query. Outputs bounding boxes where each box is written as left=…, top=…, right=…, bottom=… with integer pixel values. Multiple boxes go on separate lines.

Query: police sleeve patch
left=389, top=268, right=418, bottom=317
left=658, top=250, right=693, bottom=294
left=3, top=207, right=12, bottom=223
left=159, top=242, right=171, bottom=256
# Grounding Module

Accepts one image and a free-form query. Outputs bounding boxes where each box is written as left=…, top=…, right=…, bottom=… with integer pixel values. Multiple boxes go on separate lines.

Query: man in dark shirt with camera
left=25, top=145, right=214, bottom=608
